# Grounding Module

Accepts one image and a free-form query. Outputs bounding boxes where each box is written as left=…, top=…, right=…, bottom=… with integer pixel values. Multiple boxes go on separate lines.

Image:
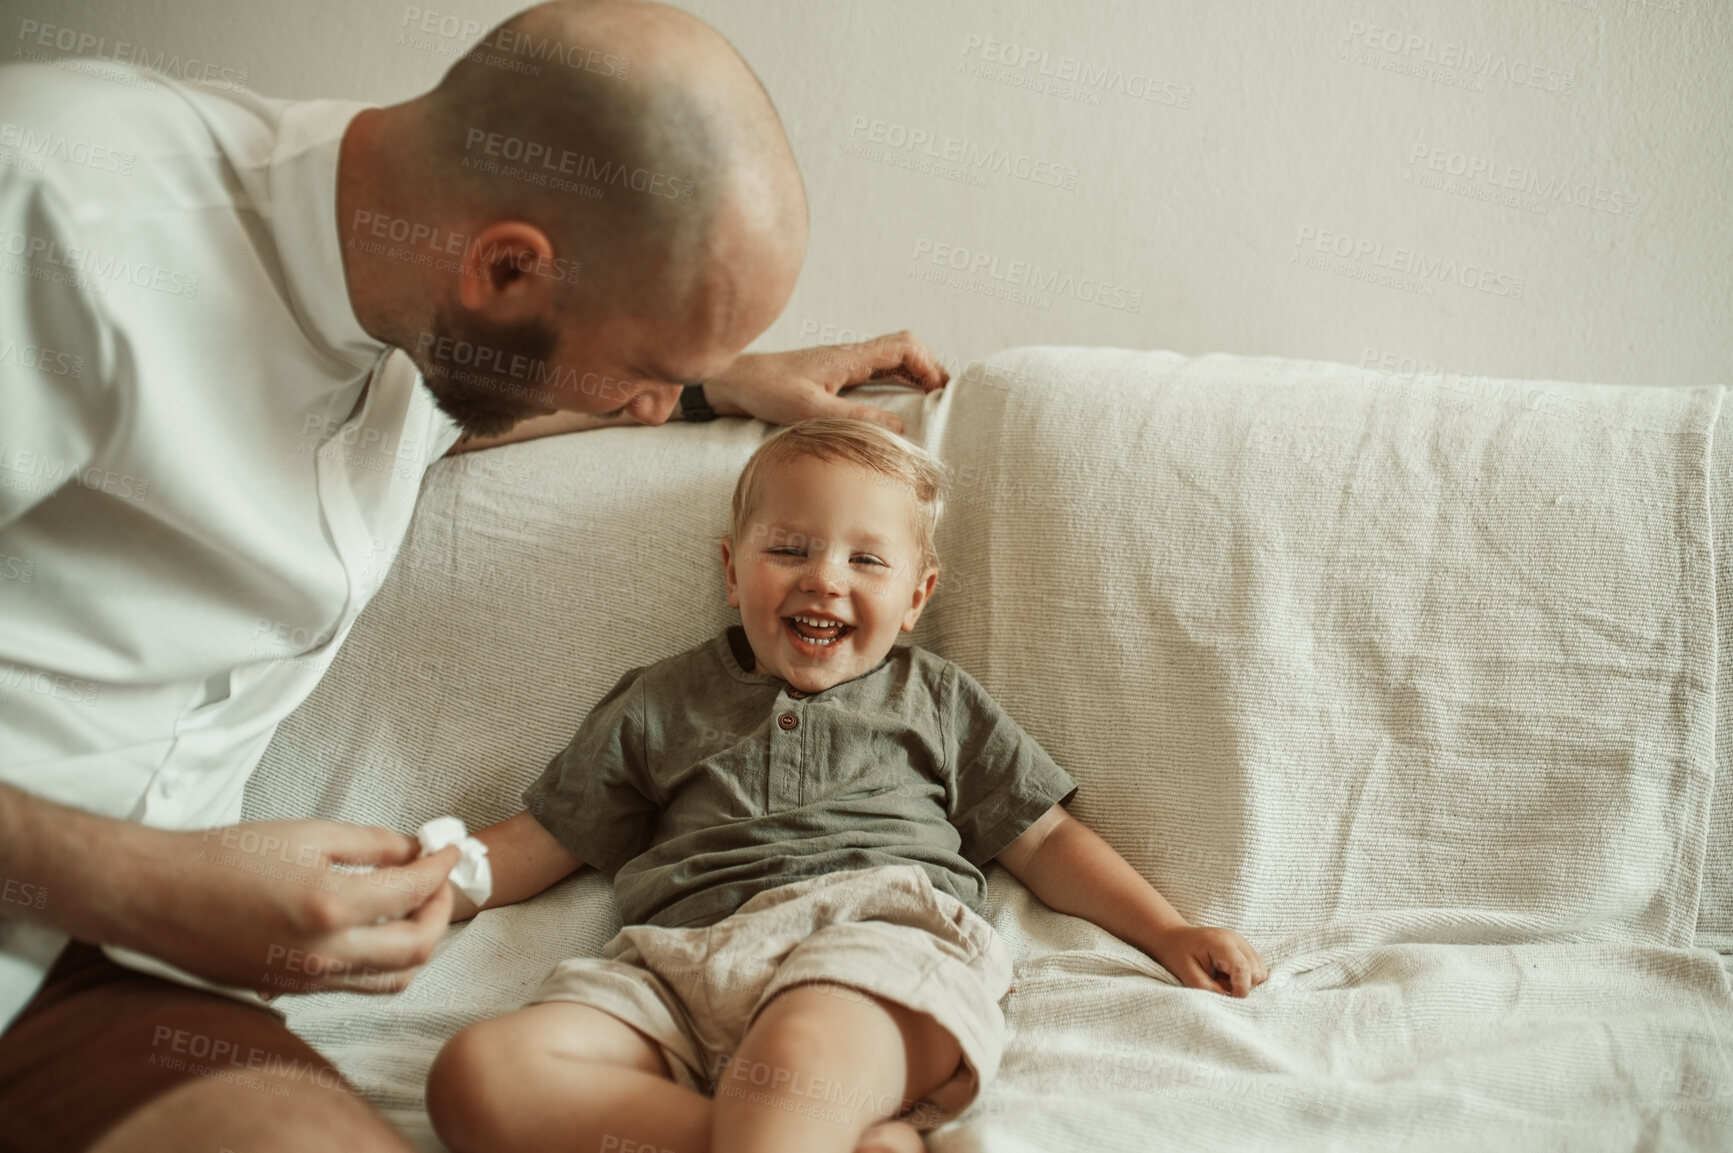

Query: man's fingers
left=337, top=844, right=460, bottom=925
left=315, top=874, right=457, bottom=980
left=878, top=331, right=949, bottom=388
left=263, top=881, right=455, bottom=997
left=312, top=822, right=423, bottom=869
left=851, top=331, right=949, bottom=390
left=855, top=405, right=904, bottom=434
left=807, top=388, right=905, bottom=434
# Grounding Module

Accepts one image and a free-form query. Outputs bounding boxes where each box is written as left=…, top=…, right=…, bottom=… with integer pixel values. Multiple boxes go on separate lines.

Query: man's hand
left=1149, top=925, right=1269, bottom=998
left=701, top=330, right=950, bottom=435
left=110, top=818, right=461, bottom=998
left=144, top=820, right=460, bottom=997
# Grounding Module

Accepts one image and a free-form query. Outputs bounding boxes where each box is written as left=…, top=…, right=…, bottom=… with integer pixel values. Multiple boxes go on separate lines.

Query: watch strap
left=680, top=382, right=718, bottom=422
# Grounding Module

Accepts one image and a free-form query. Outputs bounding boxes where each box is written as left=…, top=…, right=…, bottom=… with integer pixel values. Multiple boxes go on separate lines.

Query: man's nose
left=626, top=383, right=684, bottom=426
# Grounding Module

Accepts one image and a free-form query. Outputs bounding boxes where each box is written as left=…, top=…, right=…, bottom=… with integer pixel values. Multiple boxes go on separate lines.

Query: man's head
left=721, top=419, right=949, bottom=694
left=341, top=0, right=807, bottom=437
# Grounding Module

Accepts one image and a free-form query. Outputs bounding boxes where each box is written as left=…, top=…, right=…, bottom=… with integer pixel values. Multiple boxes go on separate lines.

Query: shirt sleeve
left=943, top=662, right=1079, bottom=866
left=0, top=160, right=113, bottom=532
left=522, top=666, right=658, bottom=876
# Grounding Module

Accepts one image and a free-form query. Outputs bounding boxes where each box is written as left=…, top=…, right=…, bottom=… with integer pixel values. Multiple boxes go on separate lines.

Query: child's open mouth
left=784, top=615, right=854, bottom=646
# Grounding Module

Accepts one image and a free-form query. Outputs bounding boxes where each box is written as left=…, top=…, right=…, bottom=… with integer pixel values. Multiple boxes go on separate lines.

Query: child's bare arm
left=447, top=810, right=585, bottom=922
left=995, top=803, right=1268, bottom=997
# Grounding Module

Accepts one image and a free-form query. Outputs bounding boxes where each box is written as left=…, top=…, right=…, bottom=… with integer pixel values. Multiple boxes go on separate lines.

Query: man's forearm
left=1017, top=819, right=1191, bottom=958
left=0, top=782, right=150, bottom=945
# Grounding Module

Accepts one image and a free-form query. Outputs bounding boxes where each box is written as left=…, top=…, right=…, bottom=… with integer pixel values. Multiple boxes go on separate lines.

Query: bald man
left=0, top=2, right=945, bottom=1150
left=347, top=0, right=943, bottom=444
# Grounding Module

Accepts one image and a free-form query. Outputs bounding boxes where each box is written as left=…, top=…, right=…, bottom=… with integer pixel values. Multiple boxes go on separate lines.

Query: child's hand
left=445, top=878, right=480, bottom=924
left=1151, top=926, right=1268, bottom=997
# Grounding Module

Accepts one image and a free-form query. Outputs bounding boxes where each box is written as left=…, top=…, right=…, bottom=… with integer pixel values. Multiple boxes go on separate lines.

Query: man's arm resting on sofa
left=0, top=782, right=462, bottom=994
left=995, top=802, right=1269, bottom=997
left=443, top=331, right=953, bottom=454
left=446, top=808, right=586, bottom=922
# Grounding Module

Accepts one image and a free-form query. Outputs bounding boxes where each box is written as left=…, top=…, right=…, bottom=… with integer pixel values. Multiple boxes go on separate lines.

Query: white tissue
left=417, top=816, right=493, bottom=908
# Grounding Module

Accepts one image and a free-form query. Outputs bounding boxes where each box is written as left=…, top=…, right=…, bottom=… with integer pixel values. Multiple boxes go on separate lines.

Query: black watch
left=679, top=382, right=718, bottom=422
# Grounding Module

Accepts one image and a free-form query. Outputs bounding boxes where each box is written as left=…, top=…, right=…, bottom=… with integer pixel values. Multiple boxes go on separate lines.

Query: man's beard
left=416, top=302, right=563, bottom=440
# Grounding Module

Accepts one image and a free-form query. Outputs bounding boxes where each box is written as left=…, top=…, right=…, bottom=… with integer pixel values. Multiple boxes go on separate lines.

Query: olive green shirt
left=524, top=626, right=1079, bottom=929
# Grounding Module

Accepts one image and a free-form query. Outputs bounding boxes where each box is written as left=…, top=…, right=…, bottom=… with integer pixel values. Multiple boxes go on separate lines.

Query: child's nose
left=798, top=559, right=847, bottom=594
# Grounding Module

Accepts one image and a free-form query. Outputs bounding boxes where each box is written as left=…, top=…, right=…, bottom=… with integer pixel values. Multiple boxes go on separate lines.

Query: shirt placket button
left=778, top=712, right=798, bottom=731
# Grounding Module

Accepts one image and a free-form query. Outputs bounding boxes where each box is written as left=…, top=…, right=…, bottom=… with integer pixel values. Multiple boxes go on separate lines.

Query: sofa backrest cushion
left=246, top=351, right=1725, bottom=953
left=911, top=348, right=1720, bottom=951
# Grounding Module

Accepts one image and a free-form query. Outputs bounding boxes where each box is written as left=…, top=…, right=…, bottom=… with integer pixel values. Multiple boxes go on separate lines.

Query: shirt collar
left=717, top=626, right=899, bottom=691
left=268, top=99, right=387, bottom=371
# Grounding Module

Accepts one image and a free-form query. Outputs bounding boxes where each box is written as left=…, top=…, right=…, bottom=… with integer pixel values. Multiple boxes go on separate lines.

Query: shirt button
left=788, top=689, right=807, bottom=699
left=778, top=712, right=798, bottom=731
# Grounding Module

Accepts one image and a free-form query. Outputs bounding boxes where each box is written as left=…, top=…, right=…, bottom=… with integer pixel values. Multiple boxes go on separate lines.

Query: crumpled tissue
left=417, top=816, right=493, bottom=908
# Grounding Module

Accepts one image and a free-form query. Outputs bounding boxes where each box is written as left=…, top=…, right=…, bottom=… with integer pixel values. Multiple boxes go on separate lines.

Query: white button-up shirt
left=0, top=62, right=463, bottom=1030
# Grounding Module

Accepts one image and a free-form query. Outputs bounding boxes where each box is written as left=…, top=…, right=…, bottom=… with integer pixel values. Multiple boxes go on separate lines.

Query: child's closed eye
left=765, top=547, right=890, bottom=568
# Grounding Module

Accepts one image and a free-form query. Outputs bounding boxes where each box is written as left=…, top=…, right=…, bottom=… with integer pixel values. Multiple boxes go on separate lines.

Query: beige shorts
left=527, top=863, right=1012, bottom=1131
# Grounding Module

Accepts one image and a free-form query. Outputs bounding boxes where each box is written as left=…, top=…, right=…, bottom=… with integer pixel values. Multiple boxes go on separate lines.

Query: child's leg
left=427, top=1001, right=710, bottom=1153
left=710, top=981, right=963, bottom=1153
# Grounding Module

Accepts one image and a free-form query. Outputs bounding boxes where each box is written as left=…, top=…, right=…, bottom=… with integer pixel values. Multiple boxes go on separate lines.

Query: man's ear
left=456, top=221, right=558, bottom=315
left=722, top=537, right=740, bottom=608
left=901, top=567, right=939, bottom=632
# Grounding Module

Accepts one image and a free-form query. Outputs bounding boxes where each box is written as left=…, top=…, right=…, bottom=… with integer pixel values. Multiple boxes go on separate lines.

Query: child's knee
left=764, top=984, right=963, bottom=1105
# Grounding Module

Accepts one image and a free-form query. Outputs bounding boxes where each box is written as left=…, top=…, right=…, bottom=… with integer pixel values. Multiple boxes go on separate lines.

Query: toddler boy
left=426, top=418, right=1266, bottom=1153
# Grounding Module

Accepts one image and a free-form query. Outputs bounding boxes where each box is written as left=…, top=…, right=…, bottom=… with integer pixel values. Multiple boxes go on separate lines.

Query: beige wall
left=13, top=0, right=1728, bottom=387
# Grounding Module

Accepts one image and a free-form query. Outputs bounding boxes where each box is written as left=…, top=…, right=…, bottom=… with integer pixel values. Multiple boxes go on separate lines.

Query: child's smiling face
left=722, top=454, right=938, bottom=693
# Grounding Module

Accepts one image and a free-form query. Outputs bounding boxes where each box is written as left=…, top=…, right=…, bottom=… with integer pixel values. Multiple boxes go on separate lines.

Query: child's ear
left=901, top=567, right=940, bottom=632
left=721, top=538, right=740, bottom=608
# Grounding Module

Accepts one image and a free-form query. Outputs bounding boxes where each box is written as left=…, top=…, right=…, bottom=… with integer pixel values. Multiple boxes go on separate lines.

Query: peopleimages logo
left=348, top=210, right=582, bottom=285
left=1405, top=140, right=1641, bottom=218
left=910, top=238, right=1143, bottom=312
left=0, top=337, right=82, bottom=379
left=462, top=129, right=695, bottom=202
left=15, top=20, right=250, bottom=91
left=1291, top=226, right=1526, bottom=300
left=846, top=116, right=1078, bottom=190
left=0, top=227, right=199, bottom=298
left=0, top=121, right=135, bottom=175
left=958, top=34, right=1192, bottom=108
left=1340, top=21, right=1575, bottom=96
left=397, top=5, right=631, bottom=77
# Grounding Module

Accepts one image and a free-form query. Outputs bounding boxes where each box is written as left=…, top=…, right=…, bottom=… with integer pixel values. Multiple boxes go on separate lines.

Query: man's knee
left=89, top=1071, right=412, bottom=1153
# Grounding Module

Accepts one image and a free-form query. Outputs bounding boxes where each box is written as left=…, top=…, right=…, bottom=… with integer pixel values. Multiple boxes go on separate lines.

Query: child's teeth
left=789, top=615, right=848, bottom=643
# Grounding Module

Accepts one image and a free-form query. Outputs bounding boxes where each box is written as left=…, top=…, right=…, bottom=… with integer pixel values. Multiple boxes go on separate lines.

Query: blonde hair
left=729, top=418, right=950, bottom=573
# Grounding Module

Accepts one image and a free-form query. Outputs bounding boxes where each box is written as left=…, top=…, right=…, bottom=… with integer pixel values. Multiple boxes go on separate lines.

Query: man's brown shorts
left=0, top=942, right=351, bottom=1153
